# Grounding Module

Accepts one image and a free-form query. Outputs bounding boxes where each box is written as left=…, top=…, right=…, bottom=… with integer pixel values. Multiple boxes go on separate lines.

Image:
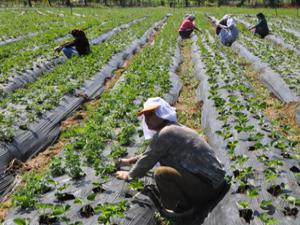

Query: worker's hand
left=115, top=171, right=129, bottom=180
left=117, top=158, right=133, bottom=167
left=54, top=46, right=62, bottom=53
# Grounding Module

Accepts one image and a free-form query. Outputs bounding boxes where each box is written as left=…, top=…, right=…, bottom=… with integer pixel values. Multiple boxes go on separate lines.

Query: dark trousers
left=179, top=30, right=193, bottom=39
left=255, top=27, right=269, bottom=38
left=154, top=166, right=224, bottom=210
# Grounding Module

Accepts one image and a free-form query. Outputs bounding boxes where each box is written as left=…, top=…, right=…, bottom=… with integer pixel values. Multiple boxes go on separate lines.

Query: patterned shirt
left=129, top=123, right=226, bottom=189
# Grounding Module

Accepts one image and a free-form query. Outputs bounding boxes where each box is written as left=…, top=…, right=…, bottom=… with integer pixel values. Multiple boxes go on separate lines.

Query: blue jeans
left=62, top=47, right=78, bottom=58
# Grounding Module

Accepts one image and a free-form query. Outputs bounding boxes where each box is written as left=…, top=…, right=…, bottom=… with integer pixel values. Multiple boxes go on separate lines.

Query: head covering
left=221, top=14, right=232, bottom=21
left=138, top=97, right=177, bottom=139
left=226, top=17, right=236, bottom=27
left=70, top=28, right=85, bottom=37
left=188, top=15, right=195, bottom=21
left=256, top=12, right=265, bottom=19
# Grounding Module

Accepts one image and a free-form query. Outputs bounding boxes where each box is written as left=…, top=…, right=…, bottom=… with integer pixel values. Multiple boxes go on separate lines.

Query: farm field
left=0, top=6, right=299, bottom=225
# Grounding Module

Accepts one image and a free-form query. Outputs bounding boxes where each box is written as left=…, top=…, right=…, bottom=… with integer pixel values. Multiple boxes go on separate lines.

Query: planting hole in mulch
left=92, top=185, right=105, bottom=194
left=39, top=213, right=59, bottom=224
left=236, top=184, right=250, bottom=194
left=55, top=192, right=75, bottom=201
left=239, top=208, right=253, bottom=223
left=233, top=170, right=240, bottom=177
left=79, top=204, right=95, bottom=218
left=290, top=166, right=300, bottom=173
left=125, top=192, right=133, bottom=198
left=282, top=207, right=298, bottom=217
left=267, top=184, right=283, bottom=197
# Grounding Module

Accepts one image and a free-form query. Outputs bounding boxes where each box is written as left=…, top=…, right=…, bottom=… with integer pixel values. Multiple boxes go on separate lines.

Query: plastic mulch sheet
left=235, top=18, right=300, bottom=56
left=1, top=17, right=146, bottom=94
left=0, top=31, right=42, bottom=46
left=190, top=34, right=299, bottom=225
left=0, top=16, right=168, bottom=200
left=3, top=24, right=183, bottom=225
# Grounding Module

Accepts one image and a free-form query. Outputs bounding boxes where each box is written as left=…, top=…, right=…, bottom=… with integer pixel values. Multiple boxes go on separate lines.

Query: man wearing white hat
left=115, top=97, right=226, bottom=217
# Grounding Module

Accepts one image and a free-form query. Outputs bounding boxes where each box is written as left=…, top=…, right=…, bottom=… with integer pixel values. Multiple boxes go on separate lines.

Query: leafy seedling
left=13, top=218, right=30, bottom=225
left=258, top=212, right=278, bottom=225
left=264, top=167, right=278, bottom=183
left=95, top=201, right=128, bottom=225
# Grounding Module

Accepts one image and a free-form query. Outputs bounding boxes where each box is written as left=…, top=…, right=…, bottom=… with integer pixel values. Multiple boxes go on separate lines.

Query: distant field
left=0, top=7, right=299, bottom=225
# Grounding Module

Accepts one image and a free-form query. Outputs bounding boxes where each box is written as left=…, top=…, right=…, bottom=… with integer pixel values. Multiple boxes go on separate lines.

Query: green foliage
left=258, top=213, right=278, bottom=225
left=95, top=201, right=128, bottom=225
left=13, top=218, right=30, bottom=225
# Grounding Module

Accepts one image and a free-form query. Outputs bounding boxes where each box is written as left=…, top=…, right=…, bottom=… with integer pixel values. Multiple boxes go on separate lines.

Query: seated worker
left=248, top=13, right=269, bottom=38
left=215, top=15, right=238, bottom=47
left=178, top=15, right=200, bottom=39
left=54, top=28, right=91, bottom=58
left=115, top=97, right=227, bottom=217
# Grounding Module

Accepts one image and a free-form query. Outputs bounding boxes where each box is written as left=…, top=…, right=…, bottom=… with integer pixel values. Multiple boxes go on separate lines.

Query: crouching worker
left=178, top=15, right=200, bottom=39
left=115, top=97, right=227, bottom=217
left=54, top=28, right=91, bottom=58
left=215, top=15, right=238, bottom=46
left=248, top=13, right=269, bottom=38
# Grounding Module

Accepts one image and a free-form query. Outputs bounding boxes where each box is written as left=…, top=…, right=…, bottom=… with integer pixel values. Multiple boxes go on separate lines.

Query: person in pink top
left=178, top=15, right=200, bottom=39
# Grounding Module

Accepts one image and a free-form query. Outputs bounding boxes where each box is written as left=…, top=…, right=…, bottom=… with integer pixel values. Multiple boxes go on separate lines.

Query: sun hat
left=138, top=97, right=177, bottom=139
left=188, top=15, right=195, bottom=21
left=226, top=17, right=236, bottom=27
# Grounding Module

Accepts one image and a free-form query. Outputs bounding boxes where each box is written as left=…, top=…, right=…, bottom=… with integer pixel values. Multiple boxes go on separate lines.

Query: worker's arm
left=248, top=24, right=256, bottom=30
left=194, top=25, right=201, bottom=32
left=217, top=23, right=228, bottom=29
left=115, top=133, right=169, bottom=180
left=54, top=39, right=77, bottom=52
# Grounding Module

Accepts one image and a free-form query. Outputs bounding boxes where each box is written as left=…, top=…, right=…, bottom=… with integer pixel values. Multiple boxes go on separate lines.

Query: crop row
left=5, top=12, right=181, bottom=225
left=237, top=15, right=300, bottom=51
left=192, top=18, right=299, bottom=224
left=0, top=8, right=114, bottom=41
left=0, top=14, right=166, bottom=142
left=0, top=11, right=147, bottom=83
left=235, top=21, right=300, bottom=98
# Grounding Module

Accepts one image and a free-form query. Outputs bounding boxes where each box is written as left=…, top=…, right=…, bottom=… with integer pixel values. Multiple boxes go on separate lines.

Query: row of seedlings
left=0, top=8, right=121, bottom=45
left=0, top=10, right=148, bottom=86
left=236, top=14, right=300, bottom=50
left=190, top=22, right=299, bottom=224
left=4, top=12, right=181, bottom=225
left=0, top=13, right=165, bottom=142
left=0, top=9, right=60, bottom=43
left=234, top=16, right=300, bottom=56
left=0, top=16, right=147, bottom=93
left=0, top=8, right=98, bottom=47
left=270, top=16, right=300, bottom=38
left=233, top=17, right=300, bottom=125
left=206, top=15, right=299, bottom=104
left=0, top=14, right=169, bottom=198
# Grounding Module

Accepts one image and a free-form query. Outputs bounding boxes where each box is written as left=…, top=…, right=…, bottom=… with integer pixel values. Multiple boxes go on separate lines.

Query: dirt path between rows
left=175, top=39, right=204, bottom=137
left=0, top=26, right=162, bottom=223
left=238, top=59, right=300, bottom=152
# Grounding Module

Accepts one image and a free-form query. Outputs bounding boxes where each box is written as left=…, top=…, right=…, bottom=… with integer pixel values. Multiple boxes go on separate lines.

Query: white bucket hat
left=137, top=97, right=177, bottom=139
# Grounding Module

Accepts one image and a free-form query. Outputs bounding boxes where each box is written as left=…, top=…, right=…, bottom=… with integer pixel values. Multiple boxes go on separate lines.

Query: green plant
left=258, top=212, right=278, bottom=225
left=95, top=201, right=128, bottom=225
left=13, top=218, right=30, bottom=225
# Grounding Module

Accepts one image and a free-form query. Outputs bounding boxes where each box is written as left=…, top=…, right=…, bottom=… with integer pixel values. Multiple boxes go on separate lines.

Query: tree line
left=3, top=0, right=300, bottom=7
